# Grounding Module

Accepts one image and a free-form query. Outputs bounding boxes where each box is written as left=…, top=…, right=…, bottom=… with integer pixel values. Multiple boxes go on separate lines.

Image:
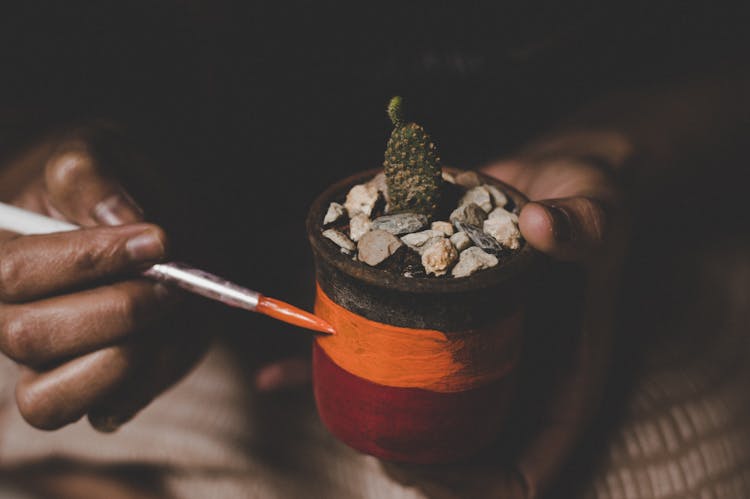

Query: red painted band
left=313, top=343, right=516, bottom=463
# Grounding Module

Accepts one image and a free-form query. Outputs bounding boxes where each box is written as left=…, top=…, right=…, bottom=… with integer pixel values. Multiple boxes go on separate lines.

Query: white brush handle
left=0, top=201, right=259, bottom=310
left=0, top=202, right=78, bottom=234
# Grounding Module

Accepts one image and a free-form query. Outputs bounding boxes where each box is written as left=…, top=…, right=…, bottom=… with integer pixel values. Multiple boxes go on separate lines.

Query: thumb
left=519, top=196, right=610, bottom=262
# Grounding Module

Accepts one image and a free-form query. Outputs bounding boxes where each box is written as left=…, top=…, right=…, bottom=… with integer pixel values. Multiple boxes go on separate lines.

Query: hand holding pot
left=384, top=148, right=625, bottom=498
left=0, top=127, right=208, bottom=432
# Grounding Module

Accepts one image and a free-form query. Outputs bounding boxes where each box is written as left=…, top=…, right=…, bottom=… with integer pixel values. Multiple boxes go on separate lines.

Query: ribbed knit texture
left=583, top=243, right=750, bottom=499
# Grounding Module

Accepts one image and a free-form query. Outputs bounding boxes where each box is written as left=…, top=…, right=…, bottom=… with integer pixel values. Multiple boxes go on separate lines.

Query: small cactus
left=383, top=96, right=443, bottom=219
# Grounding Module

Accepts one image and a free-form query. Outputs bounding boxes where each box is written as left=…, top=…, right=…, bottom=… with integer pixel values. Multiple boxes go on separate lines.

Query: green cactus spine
left=383, top=96, right=443, bottom=219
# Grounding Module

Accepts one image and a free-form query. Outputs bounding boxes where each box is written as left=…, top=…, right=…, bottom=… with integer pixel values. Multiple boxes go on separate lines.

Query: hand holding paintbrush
left=0, top=201, right=334, bottom=334
left=0, top=144, right=329, bottom=432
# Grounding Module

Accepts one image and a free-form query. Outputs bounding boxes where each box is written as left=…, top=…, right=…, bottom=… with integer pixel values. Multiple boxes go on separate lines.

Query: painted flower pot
left=307, top=168, right=542, bottom=464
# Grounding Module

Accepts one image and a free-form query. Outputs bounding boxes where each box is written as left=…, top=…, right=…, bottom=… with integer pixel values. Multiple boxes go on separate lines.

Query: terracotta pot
left=307, top=168, right=543, bottom=464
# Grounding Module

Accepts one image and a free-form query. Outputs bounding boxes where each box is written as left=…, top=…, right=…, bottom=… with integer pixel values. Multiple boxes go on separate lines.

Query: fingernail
left=543, top=203, right=573, bottom=242
left=126, top=229, right=165, bottom=262
left=94, top=193, right=143, bottom=226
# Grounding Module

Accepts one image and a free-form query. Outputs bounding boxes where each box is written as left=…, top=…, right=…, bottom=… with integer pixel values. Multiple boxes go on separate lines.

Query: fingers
left=15, top=345, right=137, bottom=430
left=479, top=160, right=529, bottom=193
left=518, top=196, right=610, bottom=262
left=14, top=327, right=207, bottom=432
left=2, top=128, right=192, bottom=434
left=0, top=280, right=172, bottom=366
left=43, top=139, right=142, bottom=226
left=0, top=223, right=167, bottom=303
left=87, top=332, right=209, bottom=432
left=484, top=158, right=620, bottom=263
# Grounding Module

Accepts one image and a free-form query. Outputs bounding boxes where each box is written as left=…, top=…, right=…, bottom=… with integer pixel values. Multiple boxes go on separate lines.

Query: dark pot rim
left=307, top=167, right=543, bottom=294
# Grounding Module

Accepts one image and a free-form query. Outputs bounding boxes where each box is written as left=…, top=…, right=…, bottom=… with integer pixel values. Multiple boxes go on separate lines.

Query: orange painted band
left=314, top=284, right=522, bottom=393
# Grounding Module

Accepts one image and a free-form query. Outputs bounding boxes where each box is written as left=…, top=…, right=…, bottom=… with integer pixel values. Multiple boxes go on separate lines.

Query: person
left=0, top=3, right=748, bottom=498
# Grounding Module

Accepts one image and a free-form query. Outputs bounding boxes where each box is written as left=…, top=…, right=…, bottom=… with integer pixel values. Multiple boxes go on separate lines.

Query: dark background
left=0, top=0, right=747, bottom=360
left=1, top=4, right=745, bottom=221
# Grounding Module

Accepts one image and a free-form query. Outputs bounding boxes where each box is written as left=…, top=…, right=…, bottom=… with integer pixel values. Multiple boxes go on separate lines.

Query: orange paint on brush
left=256, top=295, right=335, bottom=335
left=314, top=285, right=521, bottom=393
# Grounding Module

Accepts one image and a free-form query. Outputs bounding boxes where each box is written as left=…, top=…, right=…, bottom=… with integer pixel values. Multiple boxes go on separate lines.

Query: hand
left=254, top=152, right=624, bottom=398
left=0, top=128, right=209, bottom=432
left=383, top=152, right=626, bottom=498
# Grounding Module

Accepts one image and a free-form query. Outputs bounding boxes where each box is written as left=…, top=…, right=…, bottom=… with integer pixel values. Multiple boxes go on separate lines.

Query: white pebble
left=322, top=229, right=356, bottom=252
left=349, top=213, right=372, bottom=242
left=344, top=183, right=379, bottom=217
left=484, top=184, right=509, bottom=208
left=367, top=172, right=390, bottom=203
left=323, top=202, right=346, bottom=225
left=431, top=221, right=454, bottom=236
left=401, top=230, right=445, bottom=254
left=488, top=206, right=519, bottom=223
left=483, top=212, right=521, bottom=249
left=451, top=247, right=499, bottom=277
left=449, top=231, right=472, bottom=251
left=460, top=186, right=493, bottom=213
left=357, top=229, right=403, bottom=266
left=421, top=238, right=458, bottom=276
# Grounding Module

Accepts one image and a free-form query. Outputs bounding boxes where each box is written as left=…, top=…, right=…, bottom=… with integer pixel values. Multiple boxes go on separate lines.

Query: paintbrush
left=0, top=201, right=334, bottom=335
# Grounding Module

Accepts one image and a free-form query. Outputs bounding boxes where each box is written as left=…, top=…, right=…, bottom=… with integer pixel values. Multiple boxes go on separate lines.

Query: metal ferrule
left=144, top=262, right=260, bottom=310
